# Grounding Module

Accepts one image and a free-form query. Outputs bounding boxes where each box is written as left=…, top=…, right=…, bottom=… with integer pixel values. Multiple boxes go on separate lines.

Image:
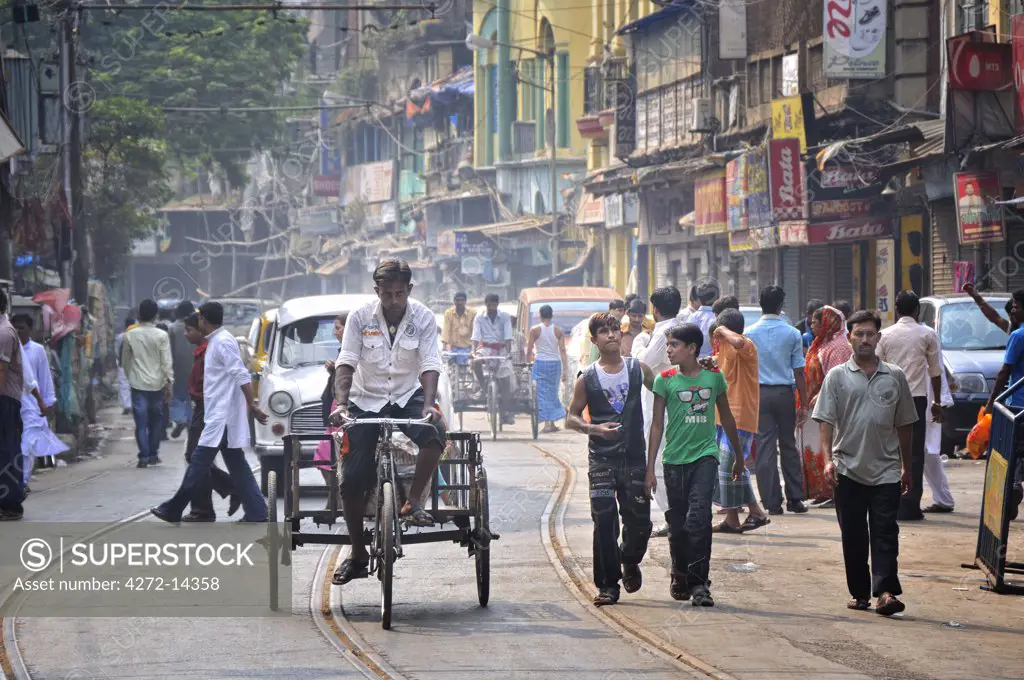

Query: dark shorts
left=342, top=389, right=447, bottom=495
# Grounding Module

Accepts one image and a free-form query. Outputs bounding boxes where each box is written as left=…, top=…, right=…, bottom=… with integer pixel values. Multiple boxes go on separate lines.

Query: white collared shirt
left=200, top=327, right=253, bottom=449
left=472, top=310, right=513, bottom=346
left=876, top=316, right=941, bottom=398
left=636, top=317, right=681, bottom=375
left=337, top=299, right=443, bottom=412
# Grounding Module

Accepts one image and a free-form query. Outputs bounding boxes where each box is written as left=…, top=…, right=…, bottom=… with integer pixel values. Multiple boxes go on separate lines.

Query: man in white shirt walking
left=876, top=291, right=943, bottom=521
left=12, top=315, right=66, bottom=489
left=636, top=286, right=683, bottom=536
left=121, top=299, right=174, bottom=468
left=330, top=259, right=447, bottom=585
left=686, top=279, right=720, bottom=359
left=152, top=301, right=269, bottom=523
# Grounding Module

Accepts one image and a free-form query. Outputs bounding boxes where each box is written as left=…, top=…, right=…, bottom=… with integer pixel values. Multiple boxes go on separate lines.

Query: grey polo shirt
left=811, top=358, right=918, bottom=487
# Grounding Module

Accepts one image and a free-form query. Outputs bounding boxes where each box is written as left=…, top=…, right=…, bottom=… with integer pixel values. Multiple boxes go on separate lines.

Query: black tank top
left=582, top=357, right=646, bottom=462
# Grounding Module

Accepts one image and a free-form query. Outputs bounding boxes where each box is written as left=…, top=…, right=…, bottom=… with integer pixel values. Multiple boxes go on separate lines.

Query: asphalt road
left=3, top=408, right=682, bottom=680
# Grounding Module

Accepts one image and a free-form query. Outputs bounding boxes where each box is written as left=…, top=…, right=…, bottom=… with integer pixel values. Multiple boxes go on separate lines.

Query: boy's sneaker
left=691, top=585, right=715, bottom=607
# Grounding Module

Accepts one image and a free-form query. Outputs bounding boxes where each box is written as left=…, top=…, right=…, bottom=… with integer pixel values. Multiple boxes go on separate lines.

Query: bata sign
left=313, top=175, right=341, bottom=197
left=768, top=139, right=807, bottom=220
left=807, top=217, right=893, bottom=244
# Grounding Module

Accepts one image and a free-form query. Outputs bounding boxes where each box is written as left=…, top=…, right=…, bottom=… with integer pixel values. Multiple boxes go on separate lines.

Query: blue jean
left=160, top=433, right=267, bottom=522
left=169, top=396, right=192, bottom=426
left=132, top=389, right=165, bottom=461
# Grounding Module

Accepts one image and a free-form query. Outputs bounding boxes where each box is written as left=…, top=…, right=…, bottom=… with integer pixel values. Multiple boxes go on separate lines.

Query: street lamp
left=466, top=32, right=560, bottom=277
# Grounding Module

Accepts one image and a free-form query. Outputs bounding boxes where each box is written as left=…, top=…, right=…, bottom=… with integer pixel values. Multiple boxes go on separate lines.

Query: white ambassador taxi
left=254, top=293, right=454, bottom=493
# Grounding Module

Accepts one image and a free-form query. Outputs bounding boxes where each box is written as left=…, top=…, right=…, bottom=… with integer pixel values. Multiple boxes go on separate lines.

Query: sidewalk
left=555, top=435, right=1024, bottom=680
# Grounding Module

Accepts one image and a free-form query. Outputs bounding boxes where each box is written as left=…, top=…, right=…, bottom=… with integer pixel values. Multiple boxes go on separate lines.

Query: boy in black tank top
left=567, top=313, right=655, bottom=607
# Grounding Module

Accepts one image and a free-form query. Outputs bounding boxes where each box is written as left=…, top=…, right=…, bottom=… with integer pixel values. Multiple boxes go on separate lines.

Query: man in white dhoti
left=12, top=315, right=67, bottom=490
left=151, top=301, right=270, bottom=523
left=634, top=286, right=683, bottom=537
left=115, top=316, right=134, bottom=414
left=923, top=336, right=955, bottom=513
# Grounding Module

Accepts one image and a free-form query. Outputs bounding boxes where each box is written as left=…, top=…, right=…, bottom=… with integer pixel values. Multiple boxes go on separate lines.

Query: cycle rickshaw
left=444, top=353, right=540, bottom=441
left=266, top=414, right=496, bottom=630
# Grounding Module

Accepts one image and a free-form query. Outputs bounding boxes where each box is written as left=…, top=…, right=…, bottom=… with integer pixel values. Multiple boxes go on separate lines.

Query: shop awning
left=452, top=218, right=551, bottom=238
left=408, top=67, right=474, bottom=107
left=537, top=244, right=598, bottom=287
left=616, top=1, right=693, bottom=35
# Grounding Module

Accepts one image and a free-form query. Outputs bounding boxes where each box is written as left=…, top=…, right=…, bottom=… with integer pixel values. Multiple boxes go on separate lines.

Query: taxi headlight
left=268, top=391, right=294, bottom=416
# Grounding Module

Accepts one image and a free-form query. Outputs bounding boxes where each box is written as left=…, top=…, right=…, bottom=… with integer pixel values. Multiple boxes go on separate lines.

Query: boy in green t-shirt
left=647, top=323, right=744, bottom=606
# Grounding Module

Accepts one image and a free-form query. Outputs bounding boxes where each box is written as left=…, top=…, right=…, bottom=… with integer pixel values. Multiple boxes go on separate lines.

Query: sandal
left=740, top=516, right=771, bottom=532
left=670, top=576, right=690, bottom=601
left=847, top=598, right=870, bottom=611
left=622, top=563, right=642, bottom=594
left=593, top=587, right=619, bottom=607
left=400, top=501, right=436, bottom=527
left=713, top=520, right=744, bottom=534
left=875, top=593, right=906, bottom=616
left=332, top=558, right=369, bottom=585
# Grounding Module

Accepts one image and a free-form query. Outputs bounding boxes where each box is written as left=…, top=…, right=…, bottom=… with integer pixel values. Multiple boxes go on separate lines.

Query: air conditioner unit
left=690, top=98, right=714, bottom=133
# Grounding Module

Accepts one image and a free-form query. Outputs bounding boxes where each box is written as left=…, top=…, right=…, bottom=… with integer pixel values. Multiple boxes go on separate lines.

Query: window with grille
left=760, top=60, right=771, bottom=104
left=771, top=57, right=782, bottom=101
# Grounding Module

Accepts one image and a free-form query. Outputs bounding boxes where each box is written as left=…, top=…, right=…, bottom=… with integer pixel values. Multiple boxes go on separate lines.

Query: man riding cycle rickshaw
left=330, top=259, right=447, bottom=586
left=471, top=293, right=515, bottom=425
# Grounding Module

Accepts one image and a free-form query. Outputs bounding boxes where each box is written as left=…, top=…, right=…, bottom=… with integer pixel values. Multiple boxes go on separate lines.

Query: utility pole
left=62, top=5, right=89, bottom=303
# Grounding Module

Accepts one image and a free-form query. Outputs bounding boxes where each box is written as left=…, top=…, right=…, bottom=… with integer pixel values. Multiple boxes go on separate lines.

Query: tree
left=82, top=97, right=171, bottom=278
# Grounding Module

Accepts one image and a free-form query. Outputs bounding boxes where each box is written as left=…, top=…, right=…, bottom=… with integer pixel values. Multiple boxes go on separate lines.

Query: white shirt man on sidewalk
left=876, top=291, right=943, bottom=521
left=635, top=285, right=683, bottom=537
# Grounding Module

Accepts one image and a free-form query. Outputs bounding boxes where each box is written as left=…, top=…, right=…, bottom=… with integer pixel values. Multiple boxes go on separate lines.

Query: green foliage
left=82, top=97, right=171, bottom=278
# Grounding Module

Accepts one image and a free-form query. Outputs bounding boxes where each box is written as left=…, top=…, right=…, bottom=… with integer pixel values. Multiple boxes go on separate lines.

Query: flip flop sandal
left=670, top=580, right=690, bottom=601
left=401, top=502, right=436, bottom=527
left=740, top=516, right=771, bottom=532
left=713, top=520, right=744, bottom=534
left=847, top=598, right=870, bottom=611
left=622, top=563, right=642, bottom=594
left=875, top=595, right=906, bottom=616
left=593, top=588, right=619, bottom=607
left=332, top=558, right=369, bottom=585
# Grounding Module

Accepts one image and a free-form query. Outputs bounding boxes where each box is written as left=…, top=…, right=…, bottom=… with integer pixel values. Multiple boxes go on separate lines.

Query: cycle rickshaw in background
left=445, top=352, right=540, bottom=441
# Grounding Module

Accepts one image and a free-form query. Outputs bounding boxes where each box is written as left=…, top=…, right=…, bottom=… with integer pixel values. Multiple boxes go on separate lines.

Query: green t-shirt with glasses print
left=652, top=367, right=728, bottom=466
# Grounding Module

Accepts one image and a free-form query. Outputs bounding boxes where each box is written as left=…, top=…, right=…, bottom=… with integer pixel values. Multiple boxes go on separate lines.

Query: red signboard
left=778, top=221, right=809, bottom=245
left=768, top=139, right=807, bottom=221
left=313, top=175, right=341, bottom=197
left=810, top=198, right=873, bottom=220
left=1013, top=15, right=1024, bottom=134
left=694, top=171, right=727, bottom=235
left=954, top=170, right=1005, bottom=244
left=947, top=35, right=1013, bottom=92
left=806, top=217, right=893, bottom=244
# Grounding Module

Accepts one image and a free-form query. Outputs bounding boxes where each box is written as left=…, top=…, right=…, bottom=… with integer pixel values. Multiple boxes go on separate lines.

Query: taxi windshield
left=278, top=316, right=340, bottom=368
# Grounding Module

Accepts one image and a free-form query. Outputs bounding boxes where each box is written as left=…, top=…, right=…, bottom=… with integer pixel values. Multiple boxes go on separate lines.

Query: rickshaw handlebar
left=338, top=415, right=435, bottom=429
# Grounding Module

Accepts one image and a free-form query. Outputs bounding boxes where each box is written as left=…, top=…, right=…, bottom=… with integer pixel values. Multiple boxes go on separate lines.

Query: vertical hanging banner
left=1012, top=15, right=1024, bottom=135
left=824, top=0, right=887, bottom=79
left=719, top=0, right=748, bottom=60
left=768, top=139, right=807, bottom=221
left=746, top=147, right=773, bottom=230
left=771, top=96, right=807, bottom=152
left=726, top=154, right=748, bottom=232
left=876, top=238, right=895, bottom=325
left=694, top=171, right=727, bottom=235
left=954, top=171, right=1005, bottom=244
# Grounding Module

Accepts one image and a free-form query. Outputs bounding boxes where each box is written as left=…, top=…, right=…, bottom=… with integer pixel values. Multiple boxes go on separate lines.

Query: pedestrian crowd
left=565, top=280, right=1011, bottom=618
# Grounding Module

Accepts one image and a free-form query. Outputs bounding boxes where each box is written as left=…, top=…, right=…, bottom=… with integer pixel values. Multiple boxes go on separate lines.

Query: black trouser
left=754, top=385, right=804, bottom=510
left=184, top=400, right=235, bottom=517
left=589, top=456, right=652, bottom=590
left=664, top=456, right=718, bottom=589
left=898, top=397, right=927, bottom=520
left=0, top=395, right=24, bottom=514
left=834, top=474, right=902, bottom=600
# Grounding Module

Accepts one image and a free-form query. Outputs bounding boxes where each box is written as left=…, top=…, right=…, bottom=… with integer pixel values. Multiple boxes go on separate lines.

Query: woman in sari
left=799, top=306, right=852, bottom=508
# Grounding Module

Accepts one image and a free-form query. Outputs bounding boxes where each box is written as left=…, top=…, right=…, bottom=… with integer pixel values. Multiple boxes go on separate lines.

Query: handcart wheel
left=475, top=470, right=491, bottom=607
left=380, top=481, right=396, bottom=630
left=488, top=381, right=499, bottom=441
left=266, top=470, right=279, bottom=612
left=530, top=380, right=539, bottom=440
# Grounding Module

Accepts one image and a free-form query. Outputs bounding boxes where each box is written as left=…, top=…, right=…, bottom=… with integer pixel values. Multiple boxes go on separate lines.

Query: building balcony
left=512, top=121, right=537, bottom=158
left=425, top=135, right=473, bottom=177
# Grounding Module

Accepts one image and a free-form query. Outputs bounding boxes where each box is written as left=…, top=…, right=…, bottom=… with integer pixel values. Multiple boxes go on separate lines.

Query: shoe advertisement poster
left=824, top=0, right=886, bottom=79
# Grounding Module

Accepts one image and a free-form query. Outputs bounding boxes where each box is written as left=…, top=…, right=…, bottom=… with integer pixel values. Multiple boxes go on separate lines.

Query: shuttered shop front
left=781, top=247, right=802, bottom=319
left=804, top=245, right=832, bottom=306
left=1003, top=215, right=1024, bottom=292
left=832, top=244, right=855, bottom=305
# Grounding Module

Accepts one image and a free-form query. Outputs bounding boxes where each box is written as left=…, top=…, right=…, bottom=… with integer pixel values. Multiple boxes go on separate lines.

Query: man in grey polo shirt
left=813, top=309, right=917, bottom=616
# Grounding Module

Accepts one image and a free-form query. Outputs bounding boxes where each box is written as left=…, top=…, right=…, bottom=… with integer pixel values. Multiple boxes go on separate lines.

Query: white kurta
left=199, top=328, right=253, bottom=449
left=925, top=333, right=955, bottom=455
left=21, top=341, right=68, bottom=467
